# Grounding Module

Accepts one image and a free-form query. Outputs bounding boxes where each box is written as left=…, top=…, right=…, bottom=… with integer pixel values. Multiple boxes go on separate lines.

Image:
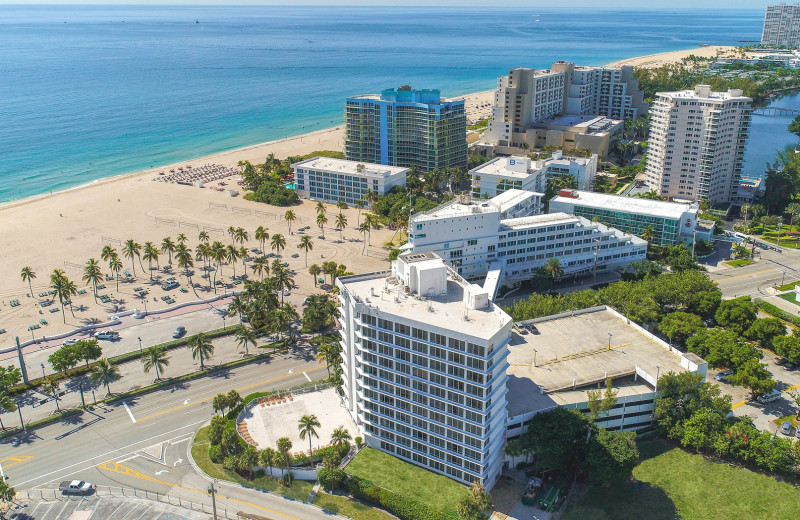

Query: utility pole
left=15, top=336, right=28, bottom=384
left=208, top=480, right=218, bottom=520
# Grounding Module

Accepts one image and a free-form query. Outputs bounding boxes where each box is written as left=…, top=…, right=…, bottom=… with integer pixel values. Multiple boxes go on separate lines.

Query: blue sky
left=0, top=0, right=776, bottom=7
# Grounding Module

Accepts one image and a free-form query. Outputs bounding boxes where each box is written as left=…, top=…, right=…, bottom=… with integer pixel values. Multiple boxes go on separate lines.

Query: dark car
left=172, top=326, right=186, bottom=338
left=784, top=362, right=798, bottom=371
left=774, top=357, right=788, bottom=366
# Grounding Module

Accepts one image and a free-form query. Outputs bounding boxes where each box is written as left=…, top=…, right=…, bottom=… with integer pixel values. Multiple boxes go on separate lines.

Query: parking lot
left=6, top=495, right=212, bottom=520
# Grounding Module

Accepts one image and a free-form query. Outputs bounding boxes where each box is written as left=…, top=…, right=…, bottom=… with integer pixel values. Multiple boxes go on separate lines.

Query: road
left=1, top=352, right=336, bottom=520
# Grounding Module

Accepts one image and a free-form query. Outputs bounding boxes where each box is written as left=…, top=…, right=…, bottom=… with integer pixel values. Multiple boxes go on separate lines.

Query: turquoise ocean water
left=0, top=6, right=770, bottom=202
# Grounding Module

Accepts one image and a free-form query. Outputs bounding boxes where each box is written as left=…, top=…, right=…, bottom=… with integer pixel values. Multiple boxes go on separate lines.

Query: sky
left=0, top=0, right=777, bottom=7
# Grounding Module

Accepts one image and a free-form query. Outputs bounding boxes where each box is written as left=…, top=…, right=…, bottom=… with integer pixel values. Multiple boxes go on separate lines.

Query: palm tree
left=273, top=269, right=295, bottom=304
left=786, top=202, right=800, bottom=233
left=100, top=245, right=117, bottom=263
left=309, top=264, right=321, bottom=287
left=42, top=377, right=61, bottom=412
left=276, top=437, right=293, bottom=485
left=335, top=212, right=348, bottom=241
left=161, top=237, right=176, bottom=266
left=298, top=235, right=313, bottom=266
left=50, top=270, right=77, bottom=322
left=210, top=241, right=226, bottom=291
left=143, top=242, right=159, bottom=279
left=142, top=346, right=170, bottom=380
left=543, top=258, right=564, bottom=283
left=198, top=230, right=210, bottom=244
left=235, top=326, right=257, bottom=356
left=259, top=447, right=277, bottom=479
left=20, top=266, right=36, bottom=297
left=316, top=212, right=328, bottom=239
left=226, top=245, right=240, bottom=279
left=82, top=258, right=103, bottom=303
left=176, top=233, right=188, bottom=245
left=122, top=239, right=142, bottom=277
left=0, top=391, right=18, bottom=430
left=187, top=333, right=214, bottom=370
left=239, top=246, right=249, bottom=276
left=741, top=204, right=751, bottom=228
left=330, top=426, right=351, bottom=447
left=316, top=341, right=332, bottom=377
left=255, top=226, right=269, bottom=256
left=90, top=358, right=120, bottom=396
left=364, top=214, right=379, bottom=245
left=109, top=256, right=123, bottom=292
left=234, top=227, right=249, bottom=247
left=285, top=210, right=296, bottom=234
left=315, top=201, right=326, bottom=216
left=355, top=200, right=366, bottom=225
left=227, top=225, right=236, bottom=246
left=298, top=414, right=321, bottom=454
left=252, top=256, right=268, bottom=279
left=358, top=221, right=370, bottom=253
left=363, top=188, right=377, bottom=208
left=640, top=225, right=655, bottom=244
left=175, top=243, right=194, bottom=290
left=271, top=233, right=286, bottom=255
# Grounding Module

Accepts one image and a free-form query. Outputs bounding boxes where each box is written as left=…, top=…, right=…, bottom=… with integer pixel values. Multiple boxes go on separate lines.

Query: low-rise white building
left=291, top=157, right=408, bottom=207
left=407, top=192, right=646, bottom=290
left=470, top=152, right=597, bottom=199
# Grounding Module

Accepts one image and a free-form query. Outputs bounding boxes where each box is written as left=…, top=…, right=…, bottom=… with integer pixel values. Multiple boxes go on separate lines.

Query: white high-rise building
left=644, top=85, right=752, bottom=204
left=336, top=252, right=512, bottom=489
left=291, top=157, right=408, bottom=207
left=762, top=3, right=800, bottom=48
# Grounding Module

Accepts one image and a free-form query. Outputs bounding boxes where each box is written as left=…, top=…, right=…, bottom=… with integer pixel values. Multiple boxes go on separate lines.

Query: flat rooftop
left=505, top=307, right=687, bottom=417
left=411, top=197, right=502, bottom=223
left=291, top=157, right=409, bottom=177
left=500, top=212, right=578, bottom=229
left=551, top=190, right=697, bottom=220
left=471, top=156, right=532, bottom=179
left=661, top=88, right=751, bottom=102
left=489, top=189, right=543, bottom=212
left=338, top=271, right=511, bottom=341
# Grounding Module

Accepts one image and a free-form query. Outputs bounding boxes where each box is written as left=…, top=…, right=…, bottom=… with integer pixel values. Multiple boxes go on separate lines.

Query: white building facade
left=336, top=252, right=512, bottom=489
left=291, top=157, right=408, bottom=207
left=470, top=152, right=598, bottom=199
left=762, top=3, right=800, bottom=48
left=644, top=85, right=752, bottom=204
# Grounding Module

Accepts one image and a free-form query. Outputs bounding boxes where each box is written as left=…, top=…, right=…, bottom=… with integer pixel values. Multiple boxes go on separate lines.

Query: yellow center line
left=0, top=455, right=33, bottom=469
left=97, top=461, right=301, bottom=520
left=136, top=365, right=327, bottom=423
left=716, top=268, right=775, bottom=282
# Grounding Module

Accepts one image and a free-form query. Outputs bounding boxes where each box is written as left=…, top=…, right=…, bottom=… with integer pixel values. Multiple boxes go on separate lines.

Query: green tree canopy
left=773, top=334, right=800, bottom=364
left=521, top=407, right=595, bottom=472
left=586, top=429, right=639, bottom=486
left=744, top=318, right=787, bottom=350
left=654, top=372, right=731, bottom=442
left=727, top=359, right=777, bottom=397
left=658, top=311, right=704, bottom=346
left=715, top=296, right=757, bottom=336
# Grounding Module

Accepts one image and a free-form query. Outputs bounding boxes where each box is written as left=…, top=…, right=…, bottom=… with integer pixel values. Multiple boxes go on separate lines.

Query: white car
left=61, top=338, right=78, bottom=346
left=714, top=370, right=733, bottom=382
left=94, top=330, right=119, bottom=341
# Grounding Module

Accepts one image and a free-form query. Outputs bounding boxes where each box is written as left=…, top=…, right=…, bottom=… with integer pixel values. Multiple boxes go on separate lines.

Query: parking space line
left=303, top=371, right=312, bottom=382
left=124, top=401, right=137, bottom=423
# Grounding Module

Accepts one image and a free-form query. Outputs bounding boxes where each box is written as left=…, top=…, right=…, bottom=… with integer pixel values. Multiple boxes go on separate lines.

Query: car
left=95, top=330, right=120, bottom=341
left=526, top=324, right=539, bottom=334
left=780, top=421, right=793, bottom=435
left=774, top=357, right=788, bottom=366
left=714, top=369, right=733, bottom=382
left=61, top=338, right=78, bottom=346
left=318, top=235, right=325, bottom=239
left=172, top=326, right=186, bottom=338
left=161, top=280, right=179, bottom=290
left=59, top=480, right=94, bottom=495
left=757, top=389, right=781, bottom=404
left=783, top=362, right=798, bottom=371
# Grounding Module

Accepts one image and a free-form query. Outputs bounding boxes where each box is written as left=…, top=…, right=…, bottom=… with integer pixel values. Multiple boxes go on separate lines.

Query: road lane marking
left=136, top=365, right=327, bottom=423
left=732, top=384, right=800, bottom=410
left=0, top=455, right=33, bottom=469
left=170, top=437, right=192, bottom=445
left=303, top=371, right=312, bottom=382
left=123, top=401, right=137, bottom=423
left=714, top=268, right=776, bottom=282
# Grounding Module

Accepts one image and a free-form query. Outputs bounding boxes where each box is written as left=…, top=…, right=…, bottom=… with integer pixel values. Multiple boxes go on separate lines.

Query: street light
left=222, top=315, right=226, bottom=330
left=207, top=479, right=219, bottom=520
left=40, top=363, right=45, bottom=380
left=138, top=336, right=142, bottom=352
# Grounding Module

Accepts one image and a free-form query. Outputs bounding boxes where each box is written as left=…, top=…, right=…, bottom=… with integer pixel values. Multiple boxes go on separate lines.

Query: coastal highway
left=1, top=353, right=334, bottom=520
left=708, top=247, right=800, bottom=300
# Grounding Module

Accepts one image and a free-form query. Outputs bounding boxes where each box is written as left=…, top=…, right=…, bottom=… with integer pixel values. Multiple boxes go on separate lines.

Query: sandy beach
left=605, top=45, right=743, bottom=69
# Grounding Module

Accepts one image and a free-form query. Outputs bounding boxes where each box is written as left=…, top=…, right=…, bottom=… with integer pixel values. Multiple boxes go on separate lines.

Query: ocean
left=0, top=5, right=767, bottom=202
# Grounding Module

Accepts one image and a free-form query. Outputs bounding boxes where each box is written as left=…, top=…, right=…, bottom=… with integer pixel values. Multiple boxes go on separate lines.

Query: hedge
left=347, top=476, right=456, bottom=520
left=754, top=299, right=800, bottom=328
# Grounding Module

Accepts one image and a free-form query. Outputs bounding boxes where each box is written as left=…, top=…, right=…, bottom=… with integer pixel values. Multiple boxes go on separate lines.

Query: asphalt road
left=1, top=352, right=335, bottom=520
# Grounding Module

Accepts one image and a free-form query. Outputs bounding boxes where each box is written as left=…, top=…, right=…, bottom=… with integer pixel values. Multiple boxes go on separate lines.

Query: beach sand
left=605, top=45, right=745, bottom=69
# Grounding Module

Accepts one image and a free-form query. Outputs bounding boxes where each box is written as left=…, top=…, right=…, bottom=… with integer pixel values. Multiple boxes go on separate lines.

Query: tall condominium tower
left=345, top=88, right=467, bottom=173
left=644, top=85, right=752, bottom=204
left=336, top=252, right=511, bottom=489
left=762, top=3, right=800, bottom=48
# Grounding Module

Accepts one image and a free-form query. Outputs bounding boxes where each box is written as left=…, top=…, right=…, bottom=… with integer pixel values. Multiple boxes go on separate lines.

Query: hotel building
left=290, top=157, right=408, bottom=207
left=549, top=190, right=714, bottom=246
left=406, top=192, right=647, bottom=292
left=345, top=88, right=467, bottom=173
left=644, top=85, right=752, bottom=204
left=762, top=3, right=800, bottom=48
left=470, top=152, right=597, bottom=199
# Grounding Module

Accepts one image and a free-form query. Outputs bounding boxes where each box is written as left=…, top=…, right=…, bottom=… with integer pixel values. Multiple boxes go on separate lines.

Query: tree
left=90, top=358, right=120, bottom=396
left=785, top=202, right=800, bottom=232
left=640, top=225, right=655, bottom=244
left=521, top=407, right=595, bottom=472
left=82, top=258, right=104, bottom=301
left=309, top=264, right=322, bottom=286
left=727, top=359, right=776, bottom=397
left=212, top=394, right=228, bottom=416
left=48, top=345, right=79, bottom=377
left=270, top=233, right=286, bottom=255
left=715, top=296, right=757, bottom=336
left=330, top=425, right=351, bottom=447
left=260, top=447, right=277, bottom=479
left=227, top=390, right=242, bottom=411
left=142, top=242, right=159, bottom=279
left=226, top=244, right=240, bottom=279
left=122, top=239, right=142, bottom=277
left=316, top=212, right=328, bottom=239
left=0, top=391, right=17, bottom=430
left=687, top=290, right=721, bottom=318
left=655, top=372, right=731, bottom=442
left=50, top=269, right=77, bottom=323
left=20, top=266, right=36, bottom=297
left=188, top=333, right=214, bottom=370
left=787, top=389, right=800, bottom=419
left=109, top=255, right=123, bottom=292
left=774, top=334, right=800, bottom=364
left=789, top=114, right=800, bottom=138
left=681, top=407, right=728, bottom=451
left=298, top=235, right=313, bottom=266
left=0, top=479, right=16, bottom=504
left=298, top=414, right=321, bottom=454
left=504, top=439, right=522, bottom=468
left=74, top=339, right=102, bottom=367
left=255, top=226, right=269, bottom=256
left=284, top=210, right=296, bottom=234
left=335, top=212, right=348, bottom=241
left=358, top=221, right=370, bottom=252
left=315, top=201, right=326, bottom=216
left=235, top=326, right=257, bottom=356
left=542, top=258, right=563, bottom=283
left=142, top=346, right=170, bottom=380
left=456, top=481, right=493, bottom=520
left=42, top=376, right=62, bottom=412
left=745, top=318, right=787, bottom=350
left=161, top=237, right=177, bottom=267
left=209, top=415, right=226, bottom=444
left=238, top=445, right=259, bottom=479
left=234, top=227, right=249, bottom=247
left=586, top=429, right=639, bottom=485
left=586, top=378, right=619, bottom=422
left=355, top=200, right=366, bottom=225
left=686, top=328, right=758, bottom=369
left=276, top=437, right=293, bottom=486
left=658, top=311, right=704, bottom=346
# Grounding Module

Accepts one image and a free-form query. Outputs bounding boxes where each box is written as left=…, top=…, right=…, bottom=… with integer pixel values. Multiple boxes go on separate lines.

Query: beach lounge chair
left=124, top=270, right=132, bottom=277
left=288, top=393, right=293, bottom=401
left=282, top=395, right=286, bottom=403
left=39, top=318, right=47, bottom=325
left=50, top=307, right=60, bottom=313
left=0, top=329, right=6, bottom=334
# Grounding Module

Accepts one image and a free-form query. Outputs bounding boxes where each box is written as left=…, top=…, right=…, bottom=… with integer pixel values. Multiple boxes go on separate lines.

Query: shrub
left=347, top=476, right=455, bottom=520
left=755, top=299, right=800, bottom=329
left=209, top=444, right=222, bottom=464
left=254, top=469, right=266, bottom=479
left=354, top=436, right=364, bottom=449
left=222, top=455, right=237, bottom=471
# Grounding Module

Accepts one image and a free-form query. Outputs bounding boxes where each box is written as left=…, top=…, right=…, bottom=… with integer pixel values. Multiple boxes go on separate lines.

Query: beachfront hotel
left=336, top=252, right=706, bottom=490
left=290, top=157, right=408, bottom=207
left=762, top=3, right=800, bottom=48
left=344, top=88, right=467, bottom=172
left=644, top=85, right=752, bottom=205
left=470, top=151, right=598, bottom=199
left=549, top=189, right=714, bottom=246
left=405, top=191, right=647, bottom=294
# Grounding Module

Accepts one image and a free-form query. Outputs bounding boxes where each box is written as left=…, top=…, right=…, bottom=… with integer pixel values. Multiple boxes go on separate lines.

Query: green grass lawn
left=776, top=282, right=800, bottom=292
left=564, top=440, right=800, bottom=520
left=191, top=426, right=313, bottom=502
left=726, top=259, right=752, bottom=267
left=313, top=492, right=396, bottom=520
left=345, top=447, right=466, bottom=514
left=778, top=293, right=800, bottom=307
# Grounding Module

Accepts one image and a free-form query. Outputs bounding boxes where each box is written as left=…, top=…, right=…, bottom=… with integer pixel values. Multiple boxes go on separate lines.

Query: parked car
left=714, top=369, right=733, bottom=382
left=161, top=280, right=179, bottom=290
left=780, top=421, right=793, bottom=435
left=774, top=357, right=788, bottom=366
left=172, top=326, right=186, bottom=339
left=783, top=362, right=798, bottom=371
left=526, top=324, right=539, bottom=334
left=59, top=480, right=94, bottom=495
left=756, top=389, right=781, bottom=404
left=61, top=338, right=78, bottom=346
left=94, top=330, right=119, bottom=341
